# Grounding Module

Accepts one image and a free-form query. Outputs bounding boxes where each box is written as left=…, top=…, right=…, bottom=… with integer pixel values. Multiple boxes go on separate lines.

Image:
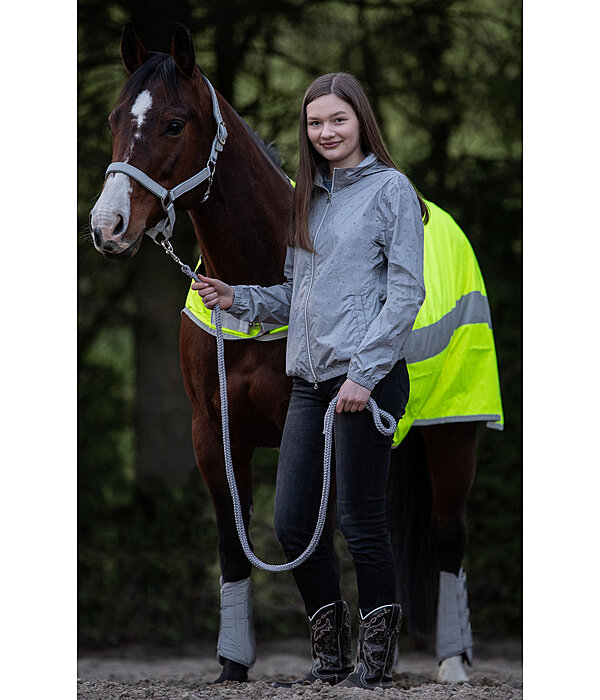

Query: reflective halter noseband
left=104, top=75, right=228, bottom=244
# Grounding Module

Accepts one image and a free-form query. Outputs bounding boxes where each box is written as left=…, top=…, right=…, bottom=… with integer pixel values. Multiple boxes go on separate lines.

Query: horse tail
left=387, top=427, right=437, bottom=638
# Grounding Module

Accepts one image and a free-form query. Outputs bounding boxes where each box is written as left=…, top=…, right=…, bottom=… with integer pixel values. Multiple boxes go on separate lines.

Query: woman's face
left=306, top=93, right=365, bottom=174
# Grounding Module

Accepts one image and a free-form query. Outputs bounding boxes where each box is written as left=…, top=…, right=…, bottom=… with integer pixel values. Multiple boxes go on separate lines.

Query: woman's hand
left=335, top=378, right=371, bottom=414
left=191, top=274, right=234, bottom=310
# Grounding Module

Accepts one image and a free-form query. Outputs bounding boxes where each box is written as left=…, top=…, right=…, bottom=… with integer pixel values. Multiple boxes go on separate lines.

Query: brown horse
left=90, top=22, right=490, bottom=684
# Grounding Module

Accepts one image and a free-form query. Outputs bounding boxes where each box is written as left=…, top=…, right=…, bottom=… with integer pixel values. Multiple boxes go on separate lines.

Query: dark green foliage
left=78, top=0, right=522, bottom=646
left=467, top=428, right=523, bottom=636
left=78, top=474, right=220, bottom=645
left=78, top=358, right=220, bottom=645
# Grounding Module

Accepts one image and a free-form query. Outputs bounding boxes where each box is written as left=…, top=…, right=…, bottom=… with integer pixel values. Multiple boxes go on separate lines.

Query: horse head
left=90, top=23, right=219, bottom=258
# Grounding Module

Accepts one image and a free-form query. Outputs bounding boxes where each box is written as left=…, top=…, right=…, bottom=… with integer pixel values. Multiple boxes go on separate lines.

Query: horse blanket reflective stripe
left=393, top=200, right=503, bottom=446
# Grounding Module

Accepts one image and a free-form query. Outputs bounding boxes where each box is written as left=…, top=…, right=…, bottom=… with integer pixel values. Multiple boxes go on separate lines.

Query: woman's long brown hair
left=289, top=72, right=429, bottom=251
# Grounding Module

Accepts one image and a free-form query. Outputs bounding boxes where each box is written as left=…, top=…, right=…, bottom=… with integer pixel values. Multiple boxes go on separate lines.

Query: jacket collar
left=314, top=153, right=384, bottom=192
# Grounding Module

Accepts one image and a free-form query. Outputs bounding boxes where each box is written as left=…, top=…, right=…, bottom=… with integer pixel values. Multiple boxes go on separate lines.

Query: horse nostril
left=114, top=215, right=124, bottom=236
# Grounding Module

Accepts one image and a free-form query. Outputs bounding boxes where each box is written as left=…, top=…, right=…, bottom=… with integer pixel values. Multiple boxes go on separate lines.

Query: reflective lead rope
left=212, top=302, right=398, bottom=572
left=214, top=300, right=334, bottom=571
left=158, top=239, right=398, bottom=572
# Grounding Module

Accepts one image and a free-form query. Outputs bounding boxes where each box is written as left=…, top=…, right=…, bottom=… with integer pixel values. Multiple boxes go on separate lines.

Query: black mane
left=240, top=120, right=284, bottom=173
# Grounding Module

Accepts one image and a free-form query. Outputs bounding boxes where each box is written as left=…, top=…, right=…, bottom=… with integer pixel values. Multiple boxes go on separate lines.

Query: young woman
left=192, top=72, right=428, bottom=690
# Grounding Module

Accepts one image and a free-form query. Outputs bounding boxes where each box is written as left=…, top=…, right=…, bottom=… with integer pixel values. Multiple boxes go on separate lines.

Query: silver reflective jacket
left=229, top=154, right=425, bottom=391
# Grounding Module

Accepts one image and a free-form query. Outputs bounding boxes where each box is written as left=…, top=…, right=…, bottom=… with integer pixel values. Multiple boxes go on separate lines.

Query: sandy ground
left=77, top=637, right=522, bottom=699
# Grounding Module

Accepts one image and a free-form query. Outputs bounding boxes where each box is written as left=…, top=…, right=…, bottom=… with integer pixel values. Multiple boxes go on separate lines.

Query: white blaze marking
left=131, top=89, right=153, bottom=137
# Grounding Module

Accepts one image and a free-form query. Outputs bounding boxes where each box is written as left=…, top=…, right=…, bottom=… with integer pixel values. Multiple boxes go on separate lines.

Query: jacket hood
left=314, top=153, right=392, bottom=192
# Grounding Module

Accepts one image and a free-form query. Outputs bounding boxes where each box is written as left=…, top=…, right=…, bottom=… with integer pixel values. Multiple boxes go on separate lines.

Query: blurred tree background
left=78, top=0, right=521, bottom=648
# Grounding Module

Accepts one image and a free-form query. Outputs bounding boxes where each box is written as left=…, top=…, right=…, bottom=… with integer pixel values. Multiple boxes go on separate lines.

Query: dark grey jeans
left=273, top=360, right=409, bottom=617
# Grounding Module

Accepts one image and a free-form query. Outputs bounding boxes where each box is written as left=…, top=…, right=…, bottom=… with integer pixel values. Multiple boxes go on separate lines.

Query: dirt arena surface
left=77, top=637, right=522, bottom=699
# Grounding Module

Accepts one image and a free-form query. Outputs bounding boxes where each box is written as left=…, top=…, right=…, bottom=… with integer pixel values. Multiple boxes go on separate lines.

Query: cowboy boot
left=272, top=600, right=353, bottom=687
left=338, top=603, right=401, bottom=690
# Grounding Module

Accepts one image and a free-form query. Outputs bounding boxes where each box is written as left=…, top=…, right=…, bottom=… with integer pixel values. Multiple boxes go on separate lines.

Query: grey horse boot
left=272, top=600, right=353, bottom=687
left=436, top=568, right=473, bottom=682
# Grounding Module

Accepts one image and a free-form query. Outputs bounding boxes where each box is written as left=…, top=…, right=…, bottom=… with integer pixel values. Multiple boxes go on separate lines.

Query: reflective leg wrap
left=436, top=568, right=473, bottom=665
left=217, top=576, right=256, bottom=668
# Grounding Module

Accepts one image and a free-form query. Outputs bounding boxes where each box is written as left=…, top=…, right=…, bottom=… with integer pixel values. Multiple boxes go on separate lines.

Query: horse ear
left=120, top=22, right=149, bottom=75
left=171, top=22, right=196, bottom=78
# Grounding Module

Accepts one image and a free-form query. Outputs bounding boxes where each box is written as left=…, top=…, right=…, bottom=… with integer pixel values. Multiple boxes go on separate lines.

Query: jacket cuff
left=346, top=370, right=377, bottom=392
left=228, top=286, right=247, bottom=317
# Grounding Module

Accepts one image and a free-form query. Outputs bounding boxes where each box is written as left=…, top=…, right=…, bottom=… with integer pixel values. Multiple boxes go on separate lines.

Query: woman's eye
left=166, top=120, right=185, bottom=135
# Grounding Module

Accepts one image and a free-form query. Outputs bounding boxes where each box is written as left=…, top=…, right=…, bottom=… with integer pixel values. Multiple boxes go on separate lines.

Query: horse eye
left=166, top=120, right=185, bottom=136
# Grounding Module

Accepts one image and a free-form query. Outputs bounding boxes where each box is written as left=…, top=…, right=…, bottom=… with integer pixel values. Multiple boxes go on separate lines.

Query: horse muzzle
left=90, top=219, right=144, bottom=259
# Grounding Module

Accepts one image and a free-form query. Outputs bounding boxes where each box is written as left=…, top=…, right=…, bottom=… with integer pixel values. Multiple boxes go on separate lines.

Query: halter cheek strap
left=104, top=75, right=228, bottom=244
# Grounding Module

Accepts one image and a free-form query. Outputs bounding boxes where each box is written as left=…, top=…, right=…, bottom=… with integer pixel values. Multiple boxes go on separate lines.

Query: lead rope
left=160, top=240, right=398, bottom=571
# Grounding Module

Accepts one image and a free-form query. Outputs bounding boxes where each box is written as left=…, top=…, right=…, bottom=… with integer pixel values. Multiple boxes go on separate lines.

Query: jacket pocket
left=357, top=290, right=382, bottom=337
left=355, top=294, right=369, bottom=338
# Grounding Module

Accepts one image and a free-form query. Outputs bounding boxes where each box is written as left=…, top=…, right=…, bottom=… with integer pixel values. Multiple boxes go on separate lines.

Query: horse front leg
left=193, top=421, right=256, bottom=683
left=420, top=422, right=477, bottom=684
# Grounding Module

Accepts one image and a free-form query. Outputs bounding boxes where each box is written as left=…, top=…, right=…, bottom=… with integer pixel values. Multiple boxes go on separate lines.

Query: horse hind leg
left=420, top=422, right=478, bottom=684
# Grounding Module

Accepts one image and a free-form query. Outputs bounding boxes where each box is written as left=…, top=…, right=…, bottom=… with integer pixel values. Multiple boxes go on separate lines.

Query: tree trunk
left=132, top=220, right=198, bottom=483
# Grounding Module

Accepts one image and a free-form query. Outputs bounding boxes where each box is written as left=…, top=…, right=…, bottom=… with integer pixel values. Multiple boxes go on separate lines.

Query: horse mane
left=118, top=52, right=286, bottom=177
left=239, top=120, right=284, bottom=173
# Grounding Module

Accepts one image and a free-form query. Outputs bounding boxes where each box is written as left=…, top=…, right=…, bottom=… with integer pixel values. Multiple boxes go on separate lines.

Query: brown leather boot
left=272, top=600, right=353, bottom=687
left=338, top=603, right=401, bottom=690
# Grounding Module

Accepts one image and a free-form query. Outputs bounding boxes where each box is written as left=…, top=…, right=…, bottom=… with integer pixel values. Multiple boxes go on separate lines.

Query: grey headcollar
left=104, top=75, right=228, bottom=244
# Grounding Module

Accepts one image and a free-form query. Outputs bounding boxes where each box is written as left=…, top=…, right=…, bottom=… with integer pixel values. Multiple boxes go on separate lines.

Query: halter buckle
left=217, top=121, right=228, bottom=146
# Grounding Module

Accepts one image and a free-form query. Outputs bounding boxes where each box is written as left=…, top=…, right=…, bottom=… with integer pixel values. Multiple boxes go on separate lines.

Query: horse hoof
left=213, top=659, right=249, bottom=683
left=437, top=655, right=469, bottom=683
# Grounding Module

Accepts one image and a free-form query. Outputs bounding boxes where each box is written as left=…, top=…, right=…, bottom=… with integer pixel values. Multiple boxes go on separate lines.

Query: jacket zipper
left=304, top=173, right=335, bottom=388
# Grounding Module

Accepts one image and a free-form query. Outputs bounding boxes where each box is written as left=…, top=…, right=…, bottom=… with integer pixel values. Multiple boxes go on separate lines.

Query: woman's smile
left=306, top=93, right=365, bottom=173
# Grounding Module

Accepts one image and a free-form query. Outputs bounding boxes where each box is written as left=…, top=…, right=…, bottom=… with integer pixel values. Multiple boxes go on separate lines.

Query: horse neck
left=187, top=96, right=293, bottom=287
